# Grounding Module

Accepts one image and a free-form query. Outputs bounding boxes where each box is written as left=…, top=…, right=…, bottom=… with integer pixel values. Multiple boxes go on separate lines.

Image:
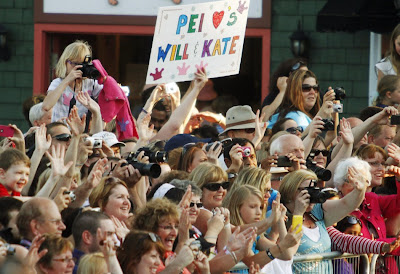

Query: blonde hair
left=77, top=252, right=107, bottom=274
left=188, top=162, right=227, bottom=189
left=226, top=185, right=264, bottom=226
left=55, top=40, right=92, bottom=78
left=223, top=166, right=270, bottom=207
left=279, top=170, right=317, bottom=204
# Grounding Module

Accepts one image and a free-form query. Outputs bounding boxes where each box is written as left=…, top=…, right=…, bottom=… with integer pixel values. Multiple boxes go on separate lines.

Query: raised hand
left=192, top=67, right=208, bottom=90
left=65, top=65, right=83, bottom=83
left=373, top=107, right=398, bottom=125
left=45, top=144, right=74, bottom=177
left=339, top=118, right=354, bottom=145
left=87, top=158, right=108, bottom=189
left=23, top=235, right=48, bottom=270
left=277, top=76, right=288, bottom=93
left=203, top=142, right=222, bottom=166
left=97, top=228, right=117, bottom=258
left=53, top=186, right=72, bottom=211
left=308, top=116, right=324, bottom=139
left=35, top=124, right=52, bottom=152
left=249, top=261, right=261, bottom=274
left=347, top=166, right=369, bottom=190
left=293, top=189, right=310, bottom=216
left=178, top=185, right=192, bottom=209
left=192, top=251, right=210, bottom=274
left=138, top=113, right=156, bottom=142
left=253, top=109, right=268, bottom=148
left=8, top=124, right=25, bottom=152
left=76, top=90, right=100, bottom=112
left=110, top=215, right=129, bottom=242
left=66, top=106, right=86, bottom=135
left=387, top=143, right=400, bottom=163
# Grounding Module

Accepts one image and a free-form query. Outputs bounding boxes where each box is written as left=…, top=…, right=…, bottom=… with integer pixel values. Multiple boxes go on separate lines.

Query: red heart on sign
left=213, top=11, right=224, bottom=29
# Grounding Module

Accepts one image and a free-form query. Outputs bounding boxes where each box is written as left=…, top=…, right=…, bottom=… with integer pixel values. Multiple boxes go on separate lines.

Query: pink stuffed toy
left=93, top=59, right=139, bottom=140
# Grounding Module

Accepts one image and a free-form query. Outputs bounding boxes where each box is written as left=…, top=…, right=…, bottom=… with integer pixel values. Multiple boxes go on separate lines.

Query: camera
left=321, top=119, right=335, bottom=131
left=306, top=185, right=337, bottom=204
left=333, top=103, right=343, bottom=113
left=326, top=87, right=346, bottom=101
left=205, top=141, right=223, bottom=157
left=123, top=152, right=161, bottom=178
left=391, top=115, right=400, bottom=125
left=333, top=87, right=346, bottom=101
left=241, top=146, right=252, bottom=158
left=85, top=137, right=102, bottom=148
left=277, top=156, right=292, bottom=167
left=78, top=55, right=100, bottom=79
left=135, top=147, right=168, bottom=163
left=63, top=191, right=76, bottom=202
left=165, top=82, right=179, bottom=94
left=306, top=154, right=332, bottom=181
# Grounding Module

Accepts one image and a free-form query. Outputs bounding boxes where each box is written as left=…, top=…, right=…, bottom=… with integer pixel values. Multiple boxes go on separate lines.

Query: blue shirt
left=268, top=111, right=312, bottom=131
left=292, top=203, right=332, bottom=274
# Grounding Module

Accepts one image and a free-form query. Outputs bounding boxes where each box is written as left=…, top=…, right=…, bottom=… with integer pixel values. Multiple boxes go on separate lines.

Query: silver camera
left=85, top=137, right=102, bottom=148
left=333, top=103, right=343, bottom=113
left=63, top=191, right=76, bottom=202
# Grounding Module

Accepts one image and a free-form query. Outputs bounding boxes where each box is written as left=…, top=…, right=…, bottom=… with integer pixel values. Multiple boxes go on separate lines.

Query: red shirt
left=0, top=183, right=21, bottom=197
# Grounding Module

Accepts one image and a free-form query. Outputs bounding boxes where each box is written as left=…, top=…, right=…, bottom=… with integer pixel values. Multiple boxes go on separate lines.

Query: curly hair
left=132, top=198, right=179, bottom=232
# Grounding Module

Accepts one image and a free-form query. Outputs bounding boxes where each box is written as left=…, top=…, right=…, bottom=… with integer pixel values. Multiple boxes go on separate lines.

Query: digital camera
left=78, top=55, right=100, bottom=79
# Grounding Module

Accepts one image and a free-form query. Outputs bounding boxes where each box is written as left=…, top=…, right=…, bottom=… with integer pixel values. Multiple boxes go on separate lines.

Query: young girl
left=374, top=75, right=400, bottom=108
left=42, top=40, right=103, bottom=122
left=376, top=24, right=400, bottom=82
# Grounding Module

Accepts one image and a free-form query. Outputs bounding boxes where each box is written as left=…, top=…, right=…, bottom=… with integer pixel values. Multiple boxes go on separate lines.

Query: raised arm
left=76, top=90, right=104, bottom=134
left=42, top=65, right=82, bottom=111
left=154, top=68, right=208, bottom=140
left=262, top=76, right=287, bottom=122
left=323, top=166, right=368, bottom=227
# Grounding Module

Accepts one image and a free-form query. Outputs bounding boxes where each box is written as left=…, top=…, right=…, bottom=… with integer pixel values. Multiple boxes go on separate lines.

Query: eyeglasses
left=39, top=218, right=64, bottom=226
left=311, top=149, right=329, bottom=156
left=345, top=216, right=362, bottom=227
left=52, top=133, right=72, bottom=142
left=302, top=84, right=320, bottom=92
left=286, top=126, right=303, bottom=134
left=158, top=224, right=179, bottom=230
left=291, top=61, right=306, bottom=72
left=52, top=257, right=76, bottom=264
left=190, top=202, right=203, bottom=208
left=203, top=181, right=230, bottom=191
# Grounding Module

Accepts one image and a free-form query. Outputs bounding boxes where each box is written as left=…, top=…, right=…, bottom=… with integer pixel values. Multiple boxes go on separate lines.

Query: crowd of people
left=4, top=23, right=400, bottom=274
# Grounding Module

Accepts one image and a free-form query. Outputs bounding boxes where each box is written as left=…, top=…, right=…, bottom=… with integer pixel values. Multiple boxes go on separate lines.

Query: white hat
left=221, top=105, right=256, bottom=134
left=92, top=131, right=126, bottom=147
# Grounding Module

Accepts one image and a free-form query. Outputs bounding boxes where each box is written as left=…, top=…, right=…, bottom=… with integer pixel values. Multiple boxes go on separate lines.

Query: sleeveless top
left=292, top=203, right=332, bottom=274
left=375, top=57, right=396, bottom=77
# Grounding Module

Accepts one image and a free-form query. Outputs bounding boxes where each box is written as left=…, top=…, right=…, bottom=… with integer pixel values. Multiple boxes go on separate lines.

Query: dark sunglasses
left=203, top=181, right=230, bottom=191
left=243, top=128, right=255, bottom=134
left=52, top=133, right=72, bottom=142
left=291, top=61, right=306, bottom=72
left=302, top=84, right=320, bottom=92
left=190, top=202, right=203, bottom=208
left=286, top=126, right=303, bottom=134
left=345, top=216, right=362, bottom=227
left=311, top=149, right=329, bottom=156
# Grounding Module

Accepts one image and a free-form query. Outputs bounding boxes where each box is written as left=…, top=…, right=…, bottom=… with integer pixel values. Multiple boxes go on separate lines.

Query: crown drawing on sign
left=237, top=1, right=248, bottom=14
left=150, top=68, right=165, bottom=81
left=177, top=63, right=191, bottom=75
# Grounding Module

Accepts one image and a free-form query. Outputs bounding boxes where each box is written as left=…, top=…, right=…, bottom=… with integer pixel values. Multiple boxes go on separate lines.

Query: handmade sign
left=146, top=0, right=250, bottom=84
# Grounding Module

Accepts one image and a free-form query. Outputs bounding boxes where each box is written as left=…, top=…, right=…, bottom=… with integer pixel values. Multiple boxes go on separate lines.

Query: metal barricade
left=228, top=252, right=370, bottom=273
left=370, top=254, right=400, bottom=274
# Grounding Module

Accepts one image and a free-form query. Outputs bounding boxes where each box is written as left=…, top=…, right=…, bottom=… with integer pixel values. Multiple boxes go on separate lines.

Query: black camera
left=123, top=152, right=161, bottom=178
left=305, top=180, right=337, bottom=203
left=277, top=156, right=292, bottom=167
left=333, top=87, right=346, bottom=101
left=205, top=141, right=223, bottom=157
left=306, top=154, right=332, bottom=181
left=135, top=147, right=168, bottom=163
left=78, top=55, right=100, bottom=79
left=321, top=119, right=335, bottom=131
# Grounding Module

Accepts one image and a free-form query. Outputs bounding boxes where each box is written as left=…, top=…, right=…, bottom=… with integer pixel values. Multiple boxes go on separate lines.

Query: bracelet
left=204, top=235, right=218, bottom=240
left=141, top=108, right=149, bottom=114
left=266, top=248, right=275, bottom=260
left=75, top=163, right=84, bottom=167
left=230, top=251, right=238, bottom=264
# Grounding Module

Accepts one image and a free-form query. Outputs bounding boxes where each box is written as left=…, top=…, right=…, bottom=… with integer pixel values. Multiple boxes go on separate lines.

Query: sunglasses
left=203, top=181, right=230, bottom=191
left=52, top=133, right=72, bottom=142
left=345, top=216, right=362, bottom=227
left=291, top=61, right=306, bottom=72
left=190, top=202, right=203, bottom=208
left=302, top=84, right=320, bottom=92
left=311, top=149, right=329, bottom=156
left=243, top=128, right=255, bottom=134
left=286, top=126, right=303, bottom=134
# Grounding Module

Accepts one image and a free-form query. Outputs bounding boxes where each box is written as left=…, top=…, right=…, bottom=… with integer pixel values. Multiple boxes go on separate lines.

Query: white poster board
left=146, top=0, right=250, bottom=84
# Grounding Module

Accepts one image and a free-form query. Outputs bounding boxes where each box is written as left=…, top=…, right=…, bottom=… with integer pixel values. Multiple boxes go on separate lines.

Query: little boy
left=0, top=149, right=30, bottom=197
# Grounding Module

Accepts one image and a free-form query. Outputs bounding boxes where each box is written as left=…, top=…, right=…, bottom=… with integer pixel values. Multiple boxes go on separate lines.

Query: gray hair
left=270, top=134, right=296, bottom=155
left=29, top=102, right=45, bottom=125
left=333, top=157, right=371, bottom=190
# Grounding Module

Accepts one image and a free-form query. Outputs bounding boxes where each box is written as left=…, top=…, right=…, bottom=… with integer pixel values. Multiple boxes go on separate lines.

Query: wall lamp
left=0, top=25, right=10, bottom=61
left=290, top=21, right=309, bottom=58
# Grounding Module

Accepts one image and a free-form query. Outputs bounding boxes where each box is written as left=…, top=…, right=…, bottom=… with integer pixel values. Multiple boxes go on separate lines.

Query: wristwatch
left=227, top=172, right=238, bottom=180
left=266, top=248, right=275, bottom=260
